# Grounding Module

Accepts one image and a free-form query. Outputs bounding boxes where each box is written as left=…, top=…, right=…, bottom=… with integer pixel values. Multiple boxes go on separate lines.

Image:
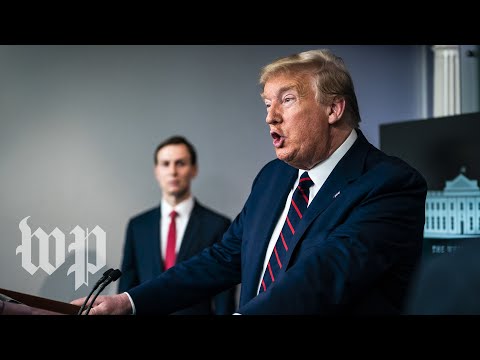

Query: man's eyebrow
left=261, top=84, right=297, bottom=100
left=160, top=157, right=189, bottom=162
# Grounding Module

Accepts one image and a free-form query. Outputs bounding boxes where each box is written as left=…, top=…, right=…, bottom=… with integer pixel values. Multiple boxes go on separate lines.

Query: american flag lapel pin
left=333, top=191, right=340, bottom=199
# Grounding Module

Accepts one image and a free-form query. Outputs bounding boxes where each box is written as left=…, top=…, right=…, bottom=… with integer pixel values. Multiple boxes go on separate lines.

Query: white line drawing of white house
left=424, top=167, right=480, bottom=239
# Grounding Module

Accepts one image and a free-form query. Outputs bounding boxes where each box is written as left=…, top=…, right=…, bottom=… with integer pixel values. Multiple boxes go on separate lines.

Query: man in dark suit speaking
left=74, top=48, right=427, bottom=315
left=118, top=135, right=236, bottom=314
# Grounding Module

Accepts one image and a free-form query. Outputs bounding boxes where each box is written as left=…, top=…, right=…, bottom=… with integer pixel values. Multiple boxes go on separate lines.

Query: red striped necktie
left=259, top=171, right=314, bottom=293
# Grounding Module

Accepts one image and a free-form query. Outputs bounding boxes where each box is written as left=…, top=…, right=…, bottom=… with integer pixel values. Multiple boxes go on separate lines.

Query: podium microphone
left=85, top=269, right=122, bottom=315
left=77, top=268, right=115, bottom=315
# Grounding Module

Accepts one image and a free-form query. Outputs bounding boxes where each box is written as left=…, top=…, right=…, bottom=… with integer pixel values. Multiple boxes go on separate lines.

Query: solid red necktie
left=164, top=210, right=178, bottom=270
left=259, top=171, right=314, bottom=293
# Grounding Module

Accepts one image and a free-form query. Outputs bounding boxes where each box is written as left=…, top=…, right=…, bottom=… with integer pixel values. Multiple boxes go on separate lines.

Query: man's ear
left=328, top=97, right=346, bottom=125
left=192, top=164, right=198, bottom=179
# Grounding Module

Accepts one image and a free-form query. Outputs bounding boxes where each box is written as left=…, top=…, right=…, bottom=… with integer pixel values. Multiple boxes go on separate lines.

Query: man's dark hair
left=154, top=135, right=197, bottom=166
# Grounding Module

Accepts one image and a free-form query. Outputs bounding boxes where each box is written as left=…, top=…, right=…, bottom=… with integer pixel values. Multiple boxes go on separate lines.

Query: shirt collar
left=299, top=128, right=358, bottom=186
left=161, top=196, right=195, bottom=218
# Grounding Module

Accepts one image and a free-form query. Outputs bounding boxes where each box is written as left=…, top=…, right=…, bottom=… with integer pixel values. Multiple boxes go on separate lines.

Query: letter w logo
left=16, top=216, right=65, bottom=275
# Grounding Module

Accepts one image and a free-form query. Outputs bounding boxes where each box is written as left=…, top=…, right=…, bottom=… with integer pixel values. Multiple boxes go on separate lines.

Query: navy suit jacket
left=118, top=200, right=235, bottom=315
left=128, top=130, right=427, bottom=315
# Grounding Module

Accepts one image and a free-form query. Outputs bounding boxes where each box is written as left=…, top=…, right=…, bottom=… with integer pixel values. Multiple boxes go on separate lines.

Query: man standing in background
left=118, top=135, right=236, bottom=314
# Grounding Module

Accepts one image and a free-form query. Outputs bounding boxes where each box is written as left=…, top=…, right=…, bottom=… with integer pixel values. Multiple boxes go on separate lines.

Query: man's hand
left=71, top=293, right=132, bottom=315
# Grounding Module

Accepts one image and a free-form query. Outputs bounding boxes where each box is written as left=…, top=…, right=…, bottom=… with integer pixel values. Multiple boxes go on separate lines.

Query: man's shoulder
left=357, top=129, right=422, bottom=177
left=129, top=206, right=159, bottom=224
left=194, top=201, right=231, bottom=224
left=381, top=153, right=425, bottom=183
left=365, top=143, right=426, bottom=186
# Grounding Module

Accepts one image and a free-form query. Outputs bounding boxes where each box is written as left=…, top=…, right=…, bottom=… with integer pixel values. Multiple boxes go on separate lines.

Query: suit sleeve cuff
left=123, top=292, right=136, bottom=315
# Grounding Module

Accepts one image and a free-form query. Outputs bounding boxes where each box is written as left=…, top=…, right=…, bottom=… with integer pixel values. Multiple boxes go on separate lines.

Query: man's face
left=154, top=144, right=198, bottom=201
left=262, top=73, right=332, bottom=170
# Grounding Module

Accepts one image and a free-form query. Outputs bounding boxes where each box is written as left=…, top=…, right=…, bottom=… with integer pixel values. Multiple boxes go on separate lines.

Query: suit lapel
left=258, top=168, right=298, bottom=256
left=243, top=166, right=298, bottom=299
left=148, top=206, right=162, bottom=273
left=177, top=202, right=201, bottom=262
left=282, top=130, right=371, bottom=268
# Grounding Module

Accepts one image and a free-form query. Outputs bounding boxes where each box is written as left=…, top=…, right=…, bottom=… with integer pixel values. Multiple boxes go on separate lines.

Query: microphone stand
left=77, top=268, right=114, bottom=315
left=85, top=269, right=122, bottom=315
